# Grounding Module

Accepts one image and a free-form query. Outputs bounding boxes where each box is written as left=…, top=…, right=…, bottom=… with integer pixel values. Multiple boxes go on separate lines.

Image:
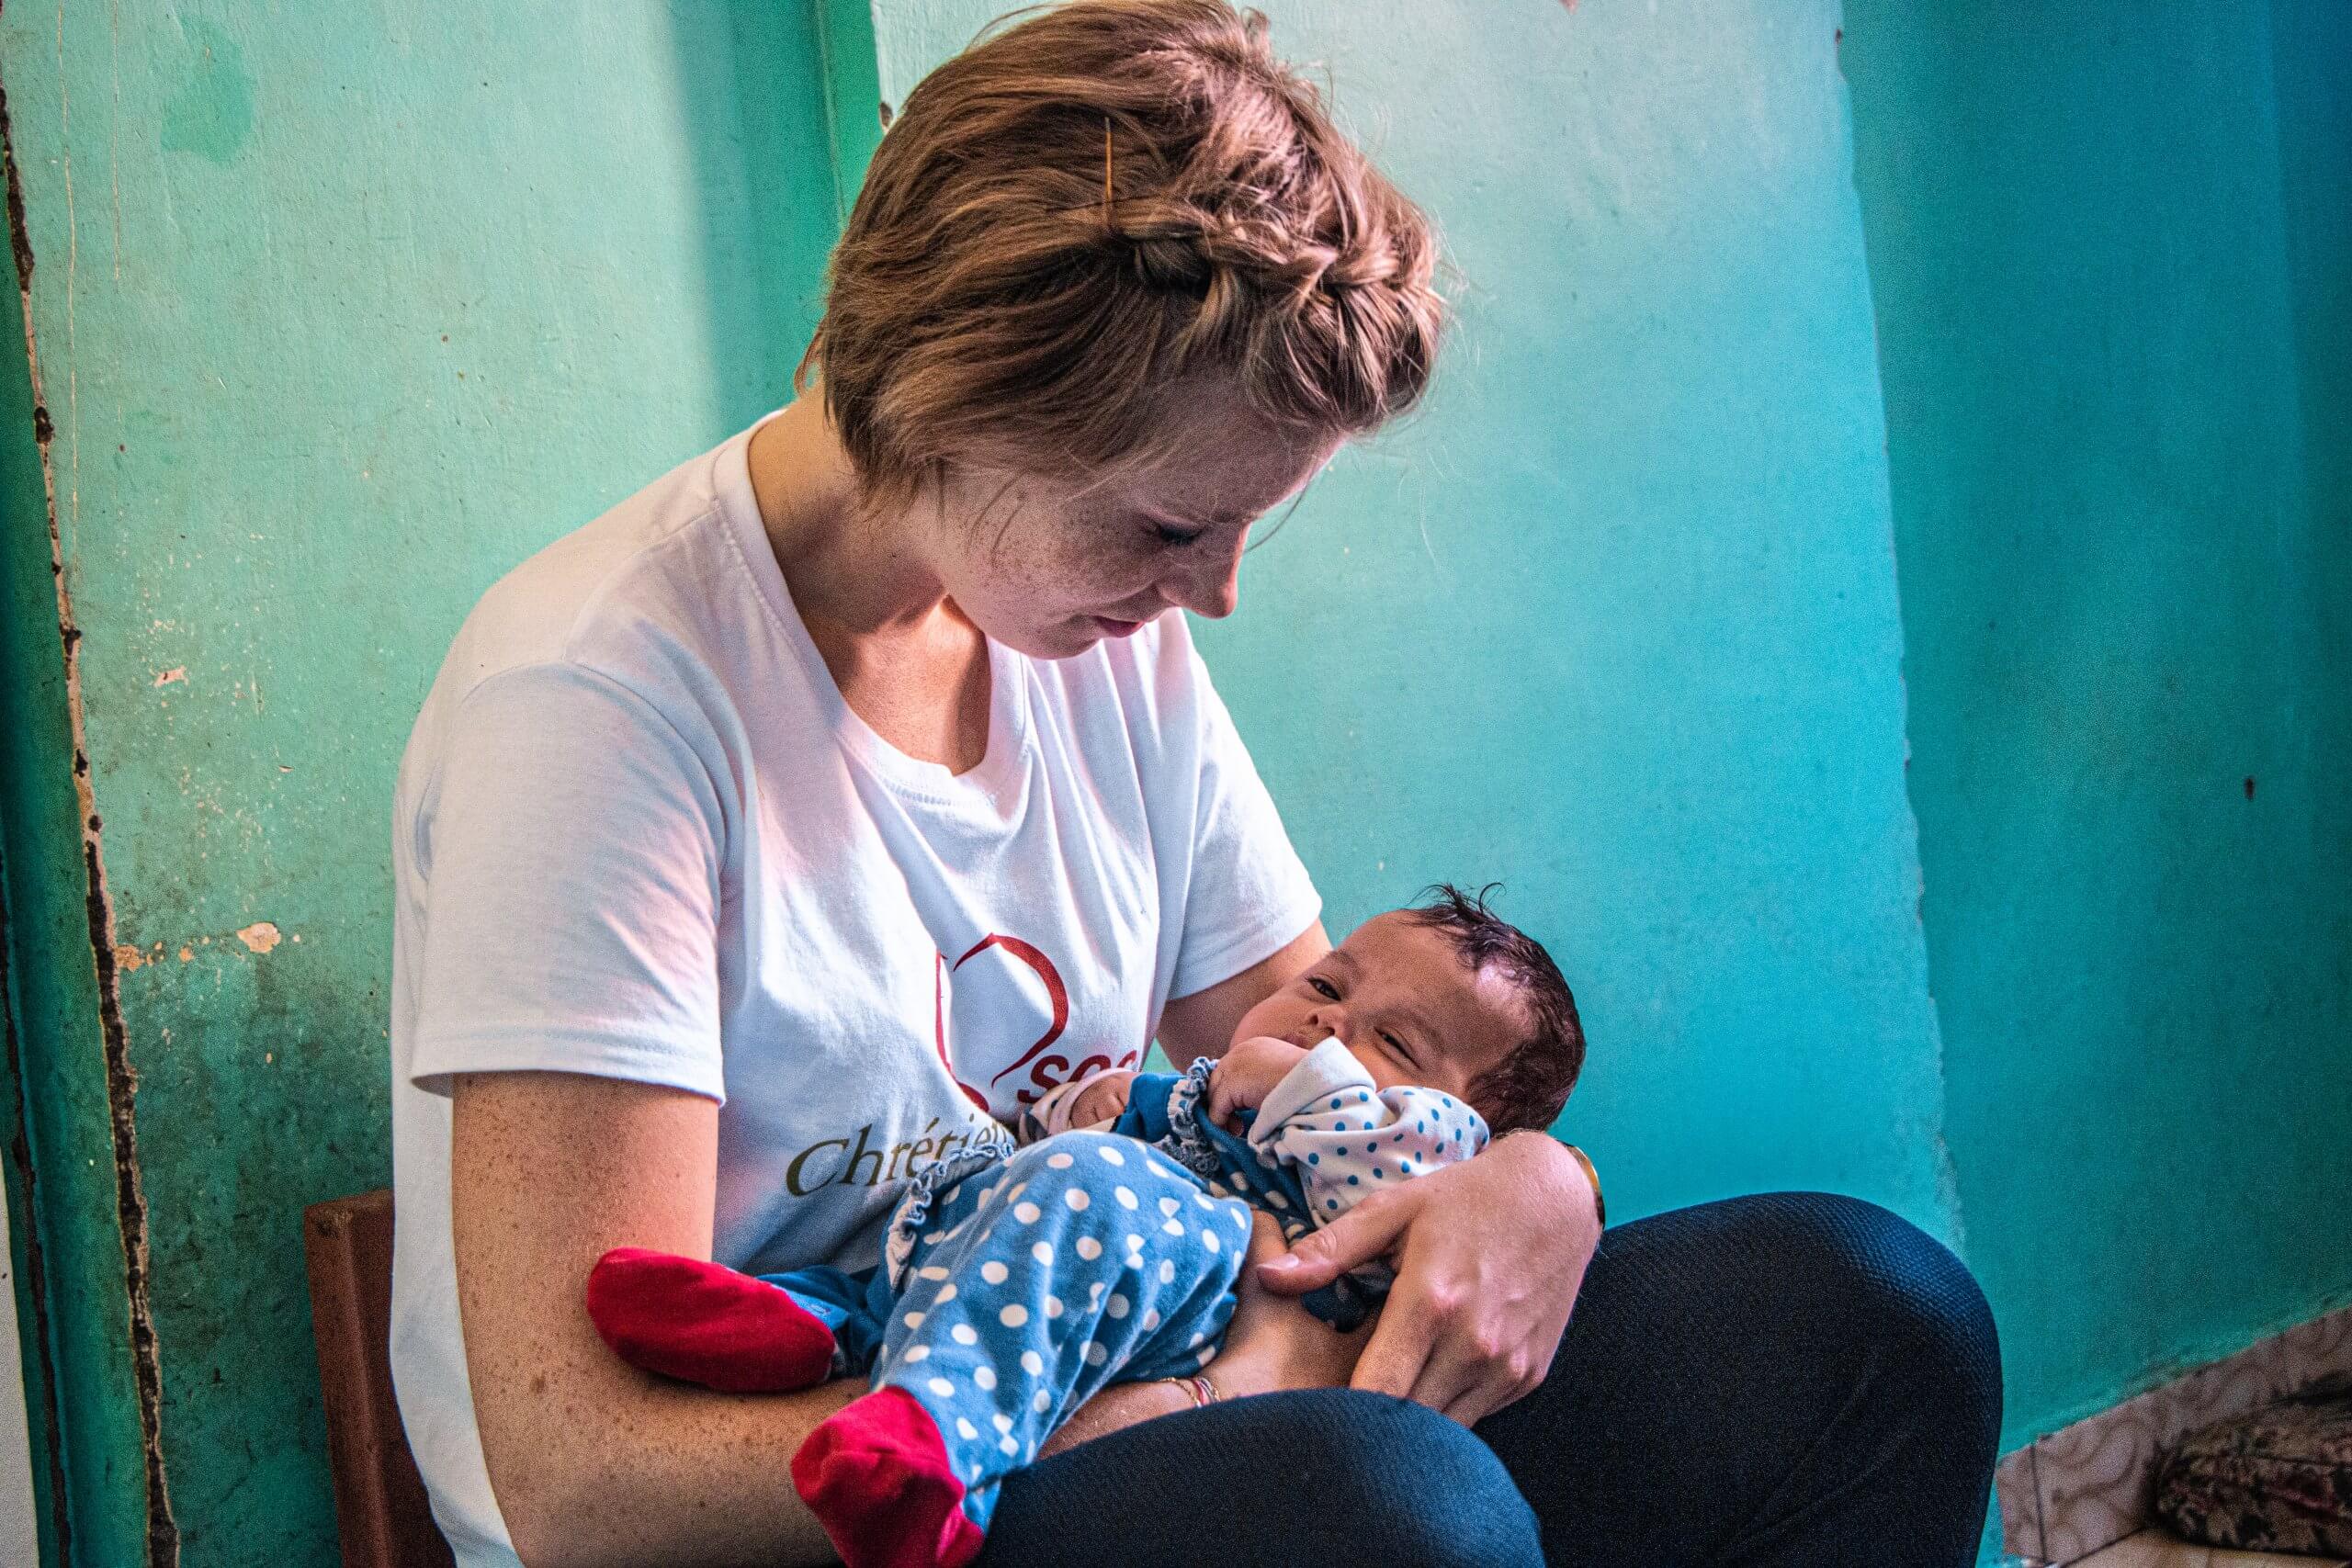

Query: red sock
left=584, top=1247, right=837, bottom=1393
left=793, top=1386, right=986, bottom=1568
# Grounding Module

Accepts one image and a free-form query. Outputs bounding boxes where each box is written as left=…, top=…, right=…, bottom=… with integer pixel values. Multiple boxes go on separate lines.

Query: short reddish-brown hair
left=798, top=0, right=1449, bottom=511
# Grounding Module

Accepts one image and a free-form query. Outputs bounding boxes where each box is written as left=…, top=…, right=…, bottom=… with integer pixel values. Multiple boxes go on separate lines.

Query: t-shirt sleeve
left=406, top=661, right=729, bottom=1100
left=1167, top=639, right=1321, bottom=999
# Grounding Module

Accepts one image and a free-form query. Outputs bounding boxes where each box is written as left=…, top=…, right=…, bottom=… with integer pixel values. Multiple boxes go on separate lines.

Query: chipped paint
left=0, top=73, right=78, bottom=1568
left=0, top=1, right=846, bottom=1558
left=0, top=48, right=176, bottom=1568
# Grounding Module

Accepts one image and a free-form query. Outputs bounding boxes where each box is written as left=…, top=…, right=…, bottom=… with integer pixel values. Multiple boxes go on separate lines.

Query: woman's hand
left=1254, top=1131, right=1600, bottom=1426
left=1203, top=1213, right=1374, bottom=1396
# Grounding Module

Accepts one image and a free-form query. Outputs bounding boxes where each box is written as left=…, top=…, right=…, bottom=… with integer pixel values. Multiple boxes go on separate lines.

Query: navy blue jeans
left=975, top=1192, right=2001, bottom=1568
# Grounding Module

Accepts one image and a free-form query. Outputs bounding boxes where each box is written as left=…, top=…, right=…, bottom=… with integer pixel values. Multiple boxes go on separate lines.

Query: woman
left=388, top=4, right=2000, bottom=1565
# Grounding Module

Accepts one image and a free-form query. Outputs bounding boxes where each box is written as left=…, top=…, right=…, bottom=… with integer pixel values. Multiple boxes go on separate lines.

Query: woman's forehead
left=1120, top=390, right=1343, bottom=519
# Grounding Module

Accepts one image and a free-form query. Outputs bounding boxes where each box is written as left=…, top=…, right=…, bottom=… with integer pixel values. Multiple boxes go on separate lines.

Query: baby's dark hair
left=1407, top=884, right=1584, bottom=1135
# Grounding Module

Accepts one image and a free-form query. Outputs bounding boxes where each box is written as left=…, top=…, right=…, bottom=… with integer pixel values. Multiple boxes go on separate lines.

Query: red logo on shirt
left=933, top=934, right=1136, bottom=1112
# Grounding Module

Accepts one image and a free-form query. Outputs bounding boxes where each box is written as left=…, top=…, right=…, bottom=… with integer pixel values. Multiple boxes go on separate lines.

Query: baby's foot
left=793, top=1386, right=985, bottom=1568
left=585, top=1247, right=836, bottom=1393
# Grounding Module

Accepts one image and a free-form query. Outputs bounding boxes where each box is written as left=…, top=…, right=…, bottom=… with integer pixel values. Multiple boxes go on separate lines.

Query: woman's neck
left=745, top=396, right=952, bottom=641
left=744, top=395, right=994, bottom=774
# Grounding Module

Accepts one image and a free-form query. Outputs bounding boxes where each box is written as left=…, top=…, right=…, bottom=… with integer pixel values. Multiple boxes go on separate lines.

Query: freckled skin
left=914, top=389, right=1343, bottom=661
left=741, top=380, right=1343, bottom=775
left=454, top=388, right=1356, bottom=1563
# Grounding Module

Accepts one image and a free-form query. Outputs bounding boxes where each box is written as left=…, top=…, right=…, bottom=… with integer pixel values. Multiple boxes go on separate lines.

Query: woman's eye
left=1307, top=976, right=1340, bottom=1000
left=1148, top=521, right=1207, bottom=547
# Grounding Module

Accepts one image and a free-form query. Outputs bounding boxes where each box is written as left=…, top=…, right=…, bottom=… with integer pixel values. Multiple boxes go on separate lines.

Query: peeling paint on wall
left=0, top=1, right=850, bottom=1559
left=0, top=62, right=179, bottom=1568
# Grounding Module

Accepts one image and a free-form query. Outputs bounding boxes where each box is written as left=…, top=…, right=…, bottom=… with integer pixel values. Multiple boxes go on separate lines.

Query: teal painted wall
left=1844, top=0, right=2352, bottom=1461
left=2, top=0, right=2346, bottom=1562
left=0, top=4, right=847, bottom=1562
left=874, top=0, right=1959, bottom=1236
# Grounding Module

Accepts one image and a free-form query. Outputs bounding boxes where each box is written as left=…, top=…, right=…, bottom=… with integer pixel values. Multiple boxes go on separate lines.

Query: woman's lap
left=978, top=1191, right=2001, bottom=1568
left=977, top=1386, right=1544, bottom=1568
left=1479, top=1190, right=2001, bottom=1566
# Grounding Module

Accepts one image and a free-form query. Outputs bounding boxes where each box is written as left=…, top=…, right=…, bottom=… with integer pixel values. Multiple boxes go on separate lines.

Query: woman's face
left=922, top=386, right=1346, bottom=660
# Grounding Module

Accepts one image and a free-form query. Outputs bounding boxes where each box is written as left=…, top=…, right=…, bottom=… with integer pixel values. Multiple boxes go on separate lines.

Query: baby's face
left=1230, top=911, right=1527, bottom=1102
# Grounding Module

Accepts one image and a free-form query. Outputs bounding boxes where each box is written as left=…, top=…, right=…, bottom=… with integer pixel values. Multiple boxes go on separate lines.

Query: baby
left=585, top=886, right=1584, bottom=1568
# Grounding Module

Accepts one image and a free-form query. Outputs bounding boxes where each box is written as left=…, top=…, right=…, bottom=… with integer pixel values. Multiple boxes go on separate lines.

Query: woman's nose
left=1165, top=534, right=1246, bottom=619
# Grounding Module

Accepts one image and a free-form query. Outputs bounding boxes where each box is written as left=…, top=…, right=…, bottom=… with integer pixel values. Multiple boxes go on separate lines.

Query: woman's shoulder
left=400, top=423, right=813, bottom=802
left=432, top=424, right=807, bottom=708
left=456, top=442, right=761, bottom=674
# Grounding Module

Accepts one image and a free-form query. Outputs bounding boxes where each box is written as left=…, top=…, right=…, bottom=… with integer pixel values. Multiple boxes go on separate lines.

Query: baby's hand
left=1068, top=1070, right=1136, bottom=1129
left=1208, top=1036, right=1312, bottom=1133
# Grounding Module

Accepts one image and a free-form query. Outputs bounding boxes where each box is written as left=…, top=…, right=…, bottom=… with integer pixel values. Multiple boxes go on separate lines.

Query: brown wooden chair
left=304, top=1190, right=457, bottom=1568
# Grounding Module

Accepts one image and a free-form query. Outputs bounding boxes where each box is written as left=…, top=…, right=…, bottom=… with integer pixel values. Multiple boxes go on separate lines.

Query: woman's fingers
left=1214, top=1213, right=1374, bottom=1397
left=1416, top=1328, right=1532, bottom=1427
left=1267, top=1134, right=1598, bottom=1421
left=1351, top=1227, right=1493, bottom=1418
left=1361, top=1269, right=1531, bottom=1426
left=1255, top=1188, right=1416, bottom=1293
left=1347, top=1290, right=1440, bottom=1403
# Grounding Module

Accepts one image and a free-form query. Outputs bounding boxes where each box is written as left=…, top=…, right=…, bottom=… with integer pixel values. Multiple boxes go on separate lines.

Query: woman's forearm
left=1037, top=1377, right=1197, bottom=1458
left=484, top=1369, right=857, bottom=1568
left=454, top=1072, right=857, bottom=1567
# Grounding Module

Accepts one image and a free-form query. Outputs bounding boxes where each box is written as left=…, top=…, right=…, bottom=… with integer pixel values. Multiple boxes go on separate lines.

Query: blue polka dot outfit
left=757, top=1043, right=1488, bottom=1540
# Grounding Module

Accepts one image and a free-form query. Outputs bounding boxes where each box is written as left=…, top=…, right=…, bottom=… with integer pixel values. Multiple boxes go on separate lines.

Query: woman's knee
left=1745, top=1192, right=2002, bottom=1433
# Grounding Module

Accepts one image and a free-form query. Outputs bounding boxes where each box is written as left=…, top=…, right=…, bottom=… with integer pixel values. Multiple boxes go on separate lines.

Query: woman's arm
left=1157, top=916, right=1602, bottom=1430
left=451, top=1070, right=852, bottom=1568
left=1257, top=1130, right=1602, bottom=1426
left=457, top=1066, right=1349, bottom=1554
left=1156, top=920, right=1329, bottom=1064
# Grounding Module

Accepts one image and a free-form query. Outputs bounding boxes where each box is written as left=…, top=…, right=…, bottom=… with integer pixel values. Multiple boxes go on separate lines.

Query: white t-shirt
left=386, top=412, right=1319, bottom=1565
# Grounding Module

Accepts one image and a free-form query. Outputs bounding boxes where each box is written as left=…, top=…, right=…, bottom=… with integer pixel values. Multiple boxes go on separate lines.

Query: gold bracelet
left=1161, top=1373, right=1218, bottom=1408
left=1560, top=1143, right=1605, bottom=1229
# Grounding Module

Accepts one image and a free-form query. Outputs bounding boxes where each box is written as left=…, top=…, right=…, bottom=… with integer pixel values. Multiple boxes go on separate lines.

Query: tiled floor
left=2070, top=1529, right=2350, bottom=1567
left=1993, top=1306, right=2352, bottom=1562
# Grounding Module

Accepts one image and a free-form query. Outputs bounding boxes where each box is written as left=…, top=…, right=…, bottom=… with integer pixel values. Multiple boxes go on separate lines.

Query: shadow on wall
left=1842, top=0, right=2352, bottom=1466
left=664, top=0, right=854, bottom=431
